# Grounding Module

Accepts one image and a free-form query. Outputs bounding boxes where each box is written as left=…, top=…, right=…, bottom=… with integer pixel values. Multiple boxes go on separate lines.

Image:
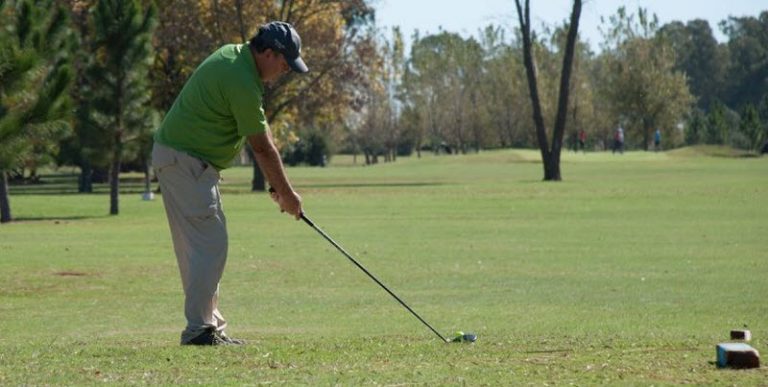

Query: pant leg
left=152, top=143, right=229, bottom=344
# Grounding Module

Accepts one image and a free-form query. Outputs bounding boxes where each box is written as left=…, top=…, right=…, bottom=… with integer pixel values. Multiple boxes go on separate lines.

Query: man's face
left=262, top=49, right=291, bottom=83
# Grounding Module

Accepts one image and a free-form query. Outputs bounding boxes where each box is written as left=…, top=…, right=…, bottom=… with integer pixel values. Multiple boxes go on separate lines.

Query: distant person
left=654, top=129, right=662, bottom=151
left=152, top=21, right=308, bottom=346
left=569, top=131, right=579, bottom=152
left=613, top=126, right=625, bottom=154
left=578, top=129, right=587, bottom=152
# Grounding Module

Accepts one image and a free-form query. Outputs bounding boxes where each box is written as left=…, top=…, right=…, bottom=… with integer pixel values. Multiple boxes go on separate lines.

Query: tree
left=684, top=109, right=706, bottom=145
left=0, top=0, right=73, bottom=223
left=382, top=26, right=406, bottom=160
left=515, top=0, right=582, bottom=181
left=258, top=0, right=375, bottom=188
left=477, top=26, right=524, bottom=148
left=351, top=26, right=394, bottom=165
left=659, top=19, right=728, bottom=110
left=703, top=101, right=730, bottom=145
left=57, top=0, right=109, bottom=193
left=150, top=0, right=374, bottom=190
left=721, top=12, right=768, bottom=111
left=547, top=23, right=600, bottom=152
left=739, top=103, right=766, bottom=152
left=403, top=32, right=486, bottom=154
left=87, top=0, right=157, bottom=215
left=598, top=7, right=693, bottom=150
left=151, top=0, right=220, bottom=114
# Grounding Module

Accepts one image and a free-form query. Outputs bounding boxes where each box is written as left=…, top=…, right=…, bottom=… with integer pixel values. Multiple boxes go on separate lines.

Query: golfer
left=152, top=21, right=308, bottom=345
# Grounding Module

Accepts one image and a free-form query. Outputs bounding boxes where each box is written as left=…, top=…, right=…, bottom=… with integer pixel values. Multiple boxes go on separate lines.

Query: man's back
left=154, top=44, right=267, bottom=170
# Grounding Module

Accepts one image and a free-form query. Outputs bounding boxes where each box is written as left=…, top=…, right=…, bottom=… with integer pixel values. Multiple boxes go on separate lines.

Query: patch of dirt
left=53, top=271, right=88, bottom=277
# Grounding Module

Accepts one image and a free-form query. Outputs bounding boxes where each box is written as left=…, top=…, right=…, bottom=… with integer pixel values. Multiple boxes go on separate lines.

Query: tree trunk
left=544, top=153, right=562, bottom=180
left=0, top=171, right=11, bottom=223
left=516, top=0, right=551, bottom=176
left=548, top=0, right=581, bottom=180
left=211, top=0, right=224, bottom=44
left=252, top=164, right=266, bottom=191
left=643, top=118, right=651, bottom=151
left=143, top=158, right=152, bottom=196
left=516, top=0, right=581, bottom=182
left=234, top=0, right=248, bottom=43
left=79, top=159, right=93, bottom=193
left=109, top=140, right=122, bottom=215
left=246, top=147, right=266, bottom=191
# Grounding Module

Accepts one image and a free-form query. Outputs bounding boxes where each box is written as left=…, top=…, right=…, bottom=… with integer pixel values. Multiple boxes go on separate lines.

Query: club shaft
left=301, top=214, right=448, bottom=342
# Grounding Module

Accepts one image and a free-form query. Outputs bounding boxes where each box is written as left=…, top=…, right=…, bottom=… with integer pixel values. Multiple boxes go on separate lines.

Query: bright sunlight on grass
left=1, top=149, right=766, bottom=384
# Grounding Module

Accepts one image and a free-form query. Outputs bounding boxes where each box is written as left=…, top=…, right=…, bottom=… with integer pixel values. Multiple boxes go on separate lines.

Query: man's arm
left=248, top=131, right=302, bottom=219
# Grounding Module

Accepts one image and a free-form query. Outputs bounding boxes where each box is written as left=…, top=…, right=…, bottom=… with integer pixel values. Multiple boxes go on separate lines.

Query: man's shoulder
left=198, top=44, right=242, bottom=69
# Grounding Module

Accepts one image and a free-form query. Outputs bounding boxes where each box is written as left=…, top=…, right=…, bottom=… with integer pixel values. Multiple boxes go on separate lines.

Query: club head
left=449, top=331, right=477, bottom=343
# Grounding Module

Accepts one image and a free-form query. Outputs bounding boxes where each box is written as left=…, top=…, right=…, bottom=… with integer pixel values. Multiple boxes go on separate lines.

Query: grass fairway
left=1, top=149, right=766, bottom=384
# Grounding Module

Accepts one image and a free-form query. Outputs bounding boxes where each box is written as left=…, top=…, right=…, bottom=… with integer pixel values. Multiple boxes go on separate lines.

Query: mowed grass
left=1, top=148, right=766, bottom=385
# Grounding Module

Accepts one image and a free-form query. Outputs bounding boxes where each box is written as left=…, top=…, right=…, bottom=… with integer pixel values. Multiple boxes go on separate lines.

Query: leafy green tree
left=759, top=96, right=768, bottom=151
left=477, top=26, right=527, bottom=148
left=703, top=101, right=729, bottom=145
left=54, top=0, right=107, bottom=193
left=0, top=0, right=73, bottom=223
left=87, top=0, right=157, bottom=215
left=684, top=109, right=706, bottom=145
left=659, top=19, right=728, bottom=110
left=738, top=104, right=764, bottom=152
left=598, top=7, right=693, bottom=150
left=735, top=99, right=768, bottom=152
left=721, top=12, right=768, bottom=111
left=404, top=32, right=485, bottom=154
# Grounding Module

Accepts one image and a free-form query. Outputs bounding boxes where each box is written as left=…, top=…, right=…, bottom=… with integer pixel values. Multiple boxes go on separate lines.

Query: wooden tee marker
left=716, top=343, right=760, bottom=369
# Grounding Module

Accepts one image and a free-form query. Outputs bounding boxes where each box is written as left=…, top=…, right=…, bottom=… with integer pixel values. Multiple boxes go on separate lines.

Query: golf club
left=300, top=212, right=475, bottom=343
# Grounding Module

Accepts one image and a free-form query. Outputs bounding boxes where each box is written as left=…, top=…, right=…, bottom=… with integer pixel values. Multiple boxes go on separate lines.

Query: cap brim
left=288, top=56, right=309, bottom=73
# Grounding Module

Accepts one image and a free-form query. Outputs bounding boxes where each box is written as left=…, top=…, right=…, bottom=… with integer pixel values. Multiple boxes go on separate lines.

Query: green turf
left=1, top=148, right=766, bottom=384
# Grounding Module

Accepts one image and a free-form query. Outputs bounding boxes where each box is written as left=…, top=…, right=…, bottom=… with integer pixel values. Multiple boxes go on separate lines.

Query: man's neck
left=249, top=45, right=264, bottom=81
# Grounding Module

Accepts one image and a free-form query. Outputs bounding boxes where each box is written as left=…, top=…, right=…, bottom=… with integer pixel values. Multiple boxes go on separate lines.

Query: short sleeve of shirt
left=228, top=82, right=268, bottom=136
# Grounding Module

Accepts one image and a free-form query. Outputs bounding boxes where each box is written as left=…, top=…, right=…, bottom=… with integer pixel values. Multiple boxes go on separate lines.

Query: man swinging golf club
left=152, top=21, right=308, bottom=345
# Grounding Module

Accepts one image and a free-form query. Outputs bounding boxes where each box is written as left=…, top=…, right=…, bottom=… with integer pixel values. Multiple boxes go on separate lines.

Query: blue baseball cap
left=255, top=21, right=309, bottom=74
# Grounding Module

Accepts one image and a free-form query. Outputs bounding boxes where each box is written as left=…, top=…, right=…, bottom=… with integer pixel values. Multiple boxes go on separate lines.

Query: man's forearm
left=248, top=133, right=293, bottom=194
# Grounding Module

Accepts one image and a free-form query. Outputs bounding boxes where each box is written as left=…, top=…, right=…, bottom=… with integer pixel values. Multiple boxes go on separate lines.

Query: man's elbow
left=248, top=134, right=273, bottom=155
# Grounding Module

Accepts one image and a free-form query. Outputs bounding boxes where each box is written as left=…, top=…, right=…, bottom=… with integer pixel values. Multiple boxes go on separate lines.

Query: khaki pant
left=152, top=142, right=229, bottom=344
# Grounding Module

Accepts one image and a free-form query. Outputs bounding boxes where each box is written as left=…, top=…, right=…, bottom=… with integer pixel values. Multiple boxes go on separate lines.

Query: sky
left=373, top=0, right=767, bottom=51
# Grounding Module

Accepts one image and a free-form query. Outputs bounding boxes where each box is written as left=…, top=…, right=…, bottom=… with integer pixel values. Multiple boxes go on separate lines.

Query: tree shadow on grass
left=9, top=186, right=147, bottom=196
left=12, top=215, right=109, bottom=223
left=297, top=182, right=449, bottom=190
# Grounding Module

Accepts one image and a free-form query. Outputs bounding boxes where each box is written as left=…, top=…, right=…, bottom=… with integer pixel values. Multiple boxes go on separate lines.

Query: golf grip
left=300, top=213, right=449, bottom=343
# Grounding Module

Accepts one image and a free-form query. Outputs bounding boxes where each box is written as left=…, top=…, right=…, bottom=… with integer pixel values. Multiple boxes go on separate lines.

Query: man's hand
left=269, top=187, right=302, bottom=220
left=249, top=131, right=303, bottom=220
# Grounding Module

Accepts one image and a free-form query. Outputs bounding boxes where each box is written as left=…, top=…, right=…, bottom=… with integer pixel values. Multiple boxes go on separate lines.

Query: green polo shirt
left=154, top=44, right=267, bottom=170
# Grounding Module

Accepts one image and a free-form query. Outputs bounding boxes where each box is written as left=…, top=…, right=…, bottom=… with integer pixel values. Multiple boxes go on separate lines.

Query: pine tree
left=87, top=0, right=157, bottom=215
left=0, top=0, right=73, bottom=224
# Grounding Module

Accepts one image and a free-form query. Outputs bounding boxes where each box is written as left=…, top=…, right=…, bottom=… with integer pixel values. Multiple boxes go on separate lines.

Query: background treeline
left=380, top=7, right=768, bottom=159
left=1, top=1, right=767, bottom=220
